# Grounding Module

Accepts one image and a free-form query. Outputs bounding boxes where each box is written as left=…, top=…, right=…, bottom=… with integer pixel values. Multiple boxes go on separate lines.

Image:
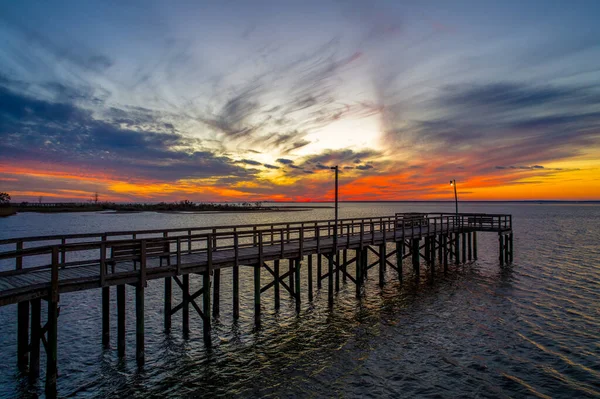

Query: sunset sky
left=1, top=0, right=599, bottom=202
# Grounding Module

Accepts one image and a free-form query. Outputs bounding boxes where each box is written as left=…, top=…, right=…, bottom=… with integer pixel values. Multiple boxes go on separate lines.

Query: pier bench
left=467, top=216, right=494, bottom=227
left=395, top=213, right=428, bottom=228
left=107, top=240, right=171, bottom=271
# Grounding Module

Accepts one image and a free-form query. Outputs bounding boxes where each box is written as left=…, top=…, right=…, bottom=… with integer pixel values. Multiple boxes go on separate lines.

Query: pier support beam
left=396, top=241, right=403, bottom=281
left=254, top=264, right=261, bottom=328
left=135, top=283, right=145, bottom=366
left=182, top=274, right=190, bottom=335
left=29, top=298, right=41, bottom=382
left=274, top=260, right=281, bottom=309
left=473, top=231, right=478, bottom=260
left=203, top=272, right=212, bottom=344
left=45, top=250, right=59, bottom=397
left=335, top=251, right=340, bottom=292
left=317, top=254, right=322, bottom=289
left=411, top=239, right=420, bottom=276
left=379, top=243, right=386, bottom=287
left=295, top=258, right=301, bottom=313
left=289, top=259, right=294, bottom=296
left=468, top=232, right=472, bottom=261
left=328, top=253, right=334, bottom=307
left=307, top=255, right=313, bottom=302
left=17, top=301, right=29, bottom=372
left=462, top=233, right=467, bottom=263
left=355, top=249, right=362, bottom=298
left=455, top=234, right=460, bottom=265
left=499, top=234, right=505, bottom=266
left=443, top=235, right=448, bottom=273
left=164, top=278, right=171, bottom=333
left=117, top=285, right=126, bottom=358
left=509, top=233, right=514, bottom=262
left=233, top=264, right=240, bottom=319
left=102, top=287, right=110, bottom=347
left=213, top=269, right=220, bottom=318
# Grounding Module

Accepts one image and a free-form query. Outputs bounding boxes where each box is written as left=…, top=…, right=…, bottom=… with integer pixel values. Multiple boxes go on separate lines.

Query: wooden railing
left=0, top=213, right=512, bottom=289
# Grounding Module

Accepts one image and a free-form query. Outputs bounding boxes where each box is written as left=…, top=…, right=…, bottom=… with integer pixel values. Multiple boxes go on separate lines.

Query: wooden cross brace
left=261, top=262, right=294, bottom=296
left=319, top=254, right=357, bottom=285
left=170, top=275, right=208, bottom=321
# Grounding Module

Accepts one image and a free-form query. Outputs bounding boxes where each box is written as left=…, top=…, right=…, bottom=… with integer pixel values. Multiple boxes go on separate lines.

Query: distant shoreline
left=6, top=204, right=325, bottom=215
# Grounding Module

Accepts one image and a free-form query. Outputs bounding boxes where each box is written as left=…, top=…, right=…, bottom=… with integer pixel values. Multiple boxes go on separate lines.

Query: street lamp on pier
left=450, top=179, right=458, bottom=214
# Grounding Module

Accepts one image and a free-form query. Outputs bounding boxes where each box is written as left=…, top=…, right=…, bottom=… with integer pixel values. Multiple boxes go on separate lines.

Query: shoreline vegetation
left=3, top=200, right=326, bottom=216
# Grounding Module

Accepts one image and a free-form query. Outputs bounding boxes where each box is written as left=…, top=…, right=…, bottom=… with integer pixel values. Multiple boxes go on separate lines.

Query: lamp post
left=450, top=179, right=458, bottom=214
left=331, top=166, right=339, bottom=239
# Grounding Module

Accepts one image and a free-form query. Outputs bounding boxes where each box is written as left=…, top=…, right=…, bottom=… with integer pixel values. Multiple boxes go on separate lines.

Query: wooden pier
left=0, top=212, right=513, bottom=397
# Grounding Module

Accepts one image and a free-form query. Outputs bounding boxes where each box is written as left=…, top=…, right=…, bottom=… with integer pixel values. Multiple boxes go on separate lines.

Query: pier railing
left=0, top=213, right=512, bottom=288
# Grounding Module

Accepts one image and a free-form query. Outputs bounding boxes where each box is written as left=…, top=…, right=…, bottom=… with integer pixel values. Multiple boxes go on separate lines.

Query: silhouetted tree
left=0, top=192, right=10, bottom=206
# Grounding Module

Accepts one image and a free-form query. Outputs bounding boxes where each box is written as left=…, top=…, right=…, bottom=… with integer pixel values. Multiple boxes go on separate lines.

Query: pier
left=0, top=212, right=513, bottom=397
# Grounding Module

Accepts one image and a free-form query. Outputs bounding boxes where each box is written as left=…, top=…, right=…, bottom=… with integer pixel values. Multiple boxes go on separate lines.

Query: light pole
left=331, top=166, right=339, bottom=235
left=450, top=179, right=458, bottom=214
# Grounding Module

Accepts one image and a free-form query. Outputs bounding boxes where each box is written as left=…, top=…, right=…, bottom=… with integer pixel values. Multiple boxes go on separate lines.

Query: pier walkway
left=0, top=212, right=513, bottom=397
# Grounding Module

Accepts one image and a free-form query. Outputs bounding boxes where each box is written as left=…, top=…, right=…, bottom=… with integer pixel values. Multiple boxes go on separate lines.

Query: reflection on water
left=0, top=202, right=599, bottom=398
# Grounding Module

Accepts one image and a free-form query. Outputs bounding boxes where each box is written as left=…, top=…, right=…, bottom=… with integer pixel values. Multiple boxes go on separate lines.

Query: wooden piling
left=213, top=269, right=220, bottom=318
left=379, top=243, right=385, bottom=287
left=233, top=233, right=240, bottom=319
left=499, top=234, right=504, bottom=266
left=467, top=232, right=472, bottom=261
left=274, top=259, right=281, bottom=309
left=355, top=249, right=362, bottom=298
left=102, top=286, right=110, bottom=347
left=203, top=271, right=212, bottom=344
left=164, top=277, right=171, bottom=333
left=396, top=241, right=403, bottom=281
left=254, top=264, right=261, bottom=327
left=135, top=283, right=145, bottom=366
left=412, top=239, right=420, bottom=275
left=289, top=259, right=294, bottom=296
left=307, top=255, right=313, bottom=302
left=504, top=234, right=510, bottom=264
left=182, top=274, right=190, bottom=335
left=335, top=251, right=340, bottom=292
left=473, top=231, right=478, bottom=260
left=45, top=298, right=58, bottom=398
left=342, top=250, right=347, bottom=283
left=17, top=301, right=29, bottom=372
left=443, top=235, right=449, bottom=273
left=509, top=233, right=514, bottom=262
left=295, top=258, right=301, bottom=313
left=29, top=298, right=41, bottom=382
left=117, top=285, right=125, bottom=357
left=317, top=254, right=322, bottom=289
left=45, top=247, right=59, bottom=398
left=255, top=232, right=262, bottom=328
left=328, top=253, right=334, bottom=307
left=438, top=235, right=443, bottom=264
left=455, top=234, right=460, bottom=265
left=462, top=232, right=467, bottom=263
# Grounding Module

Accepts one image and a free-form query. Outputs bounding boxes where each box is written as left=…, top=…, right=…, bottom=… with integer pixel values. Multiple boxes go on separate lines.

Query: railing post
left=255, top=232, right=262, bottom=328
left=45, top=247, right=59, bottom=397
left=233, top=232, right=240, bottom=319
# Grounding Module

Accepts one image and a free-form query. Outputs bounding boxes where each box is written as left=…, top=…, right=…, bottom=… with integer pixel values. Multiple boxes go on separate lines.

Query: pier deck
left=0, top=212, right=513, bottom=397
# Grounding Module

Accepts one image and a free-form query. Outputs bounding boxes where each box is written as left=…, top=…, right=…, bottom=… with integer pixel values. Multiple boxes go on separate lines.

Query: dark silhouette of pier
left=0, top=212, right=513, bottom=397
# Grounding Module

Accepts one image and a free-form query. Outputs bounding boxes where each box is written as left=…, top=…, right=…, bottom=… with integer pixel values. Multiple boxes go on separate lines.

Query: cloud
left=263, top=164, right=280, bottom=169
left=356, top=164, right=374, bottom=170
left=0, top=81, right=254, bottom=182
left=237, top=159, right=262, bottom=166
left=276, top=158, right=294, bottom=165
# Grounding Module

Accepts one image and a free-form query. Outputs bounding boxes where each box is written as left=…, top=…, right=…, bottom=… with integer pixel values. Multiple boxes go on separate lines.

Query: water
left=1, top=202, right=599, bottom=398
